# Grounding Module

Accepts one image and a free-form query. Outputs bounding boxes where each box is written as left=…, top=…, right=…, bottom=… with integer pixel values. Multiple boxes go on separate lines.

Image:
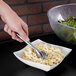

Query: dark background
left=0, top=34, right=76, bottom=76
left=0, top=0, right=74, bottom=41
left=0, top=0, right=76, bottom=76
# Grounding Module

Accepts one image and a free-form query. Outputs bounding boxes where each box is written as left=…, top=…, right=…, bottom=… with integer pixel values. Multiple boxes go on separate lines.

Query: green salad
left=58, top=16, right=76, bottom=28
left=57, top=16, right=76, bottom=44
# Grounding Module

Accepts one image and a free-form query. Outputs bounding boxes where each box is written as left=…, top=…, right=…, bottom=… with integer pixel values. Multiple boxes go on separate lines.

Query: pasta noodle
left=22, top=43, right=65, bottom=66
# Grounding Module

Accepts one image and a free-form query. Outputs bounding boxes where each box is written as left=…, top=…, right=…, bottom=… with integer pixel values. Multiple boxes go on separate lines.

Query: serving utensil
left=16, top=34, right=48, bottom=59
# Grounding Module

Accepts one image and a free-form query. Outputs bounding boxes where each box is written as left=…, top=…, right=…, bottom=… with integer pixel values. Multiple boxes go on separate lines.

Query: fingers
left=4, top=24, right=23, bottom=42
left=4, top=23, right=29, bottom=42
left=11, top=32, right=23, bottom=42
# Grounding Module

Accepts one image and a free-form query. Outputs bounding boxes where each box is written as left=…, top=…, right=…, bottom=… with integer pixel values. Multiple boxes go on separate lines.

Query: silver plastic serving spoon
left=16, top=34, right=48, bottom=59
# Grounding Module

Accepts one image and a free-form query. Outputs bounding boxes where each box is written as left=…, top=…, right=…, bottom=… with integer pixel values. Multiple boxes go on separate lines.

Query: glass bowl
left=47, top=3, right=76, bottom=44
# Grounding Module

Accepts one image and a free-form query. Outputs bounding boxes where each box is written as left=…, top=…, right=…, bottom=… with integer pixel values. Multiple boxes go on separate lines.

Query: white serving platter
left=13, top=39, right=72, bottom=72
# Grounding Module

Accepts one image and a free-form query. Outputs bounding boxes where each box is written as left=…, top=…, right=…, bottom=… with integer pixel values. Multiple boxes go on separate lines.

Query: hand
left=0, top=0, right=29, bottom=42
left=1, top=11, right=29, bottom=42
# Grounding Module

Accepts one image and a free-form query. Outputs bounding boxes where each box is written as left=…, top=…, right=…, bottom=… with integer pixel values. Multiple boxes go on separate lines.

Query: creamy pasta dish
left=22, top=43, right=65, bottom=66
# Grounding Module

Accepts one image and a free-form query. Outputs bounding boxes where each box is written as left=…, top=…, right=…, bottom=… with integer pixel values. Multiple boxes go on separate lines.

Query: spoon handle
left=16, top=34, right=41, bottom=58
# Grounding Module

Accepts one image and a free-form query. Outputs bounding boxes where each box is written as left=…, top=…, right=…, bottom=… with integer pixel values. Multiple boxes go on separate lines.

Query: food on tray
left=58, top=16, right=76, bottom=28
left=22, top=43, right=65, bottom=66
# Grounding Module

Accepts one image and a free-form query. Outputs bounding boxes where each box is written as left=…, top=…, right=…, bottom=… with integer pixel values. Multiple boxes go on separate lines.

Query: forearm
left=0, top=0, right=16, bottom=17
left=0, top=0, right=17, bottom=23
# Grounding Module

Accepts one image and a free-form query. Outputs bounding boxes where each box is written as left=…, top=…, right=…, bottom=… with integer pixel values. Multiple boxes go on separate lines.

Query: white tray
left=13, top=39, right=72, bottom=72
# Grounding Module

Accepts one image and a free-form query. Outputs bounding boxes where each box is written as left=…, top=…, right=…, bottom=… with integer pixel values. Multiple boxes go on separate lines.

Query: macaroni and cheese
left=22, top=43, right=65, bottom=66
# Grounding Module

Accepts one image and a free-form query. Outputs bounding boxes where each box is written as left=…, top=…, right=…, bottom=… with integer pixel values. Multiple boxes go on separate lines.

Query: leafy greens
left=58, top=16, right=76, bottom=28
